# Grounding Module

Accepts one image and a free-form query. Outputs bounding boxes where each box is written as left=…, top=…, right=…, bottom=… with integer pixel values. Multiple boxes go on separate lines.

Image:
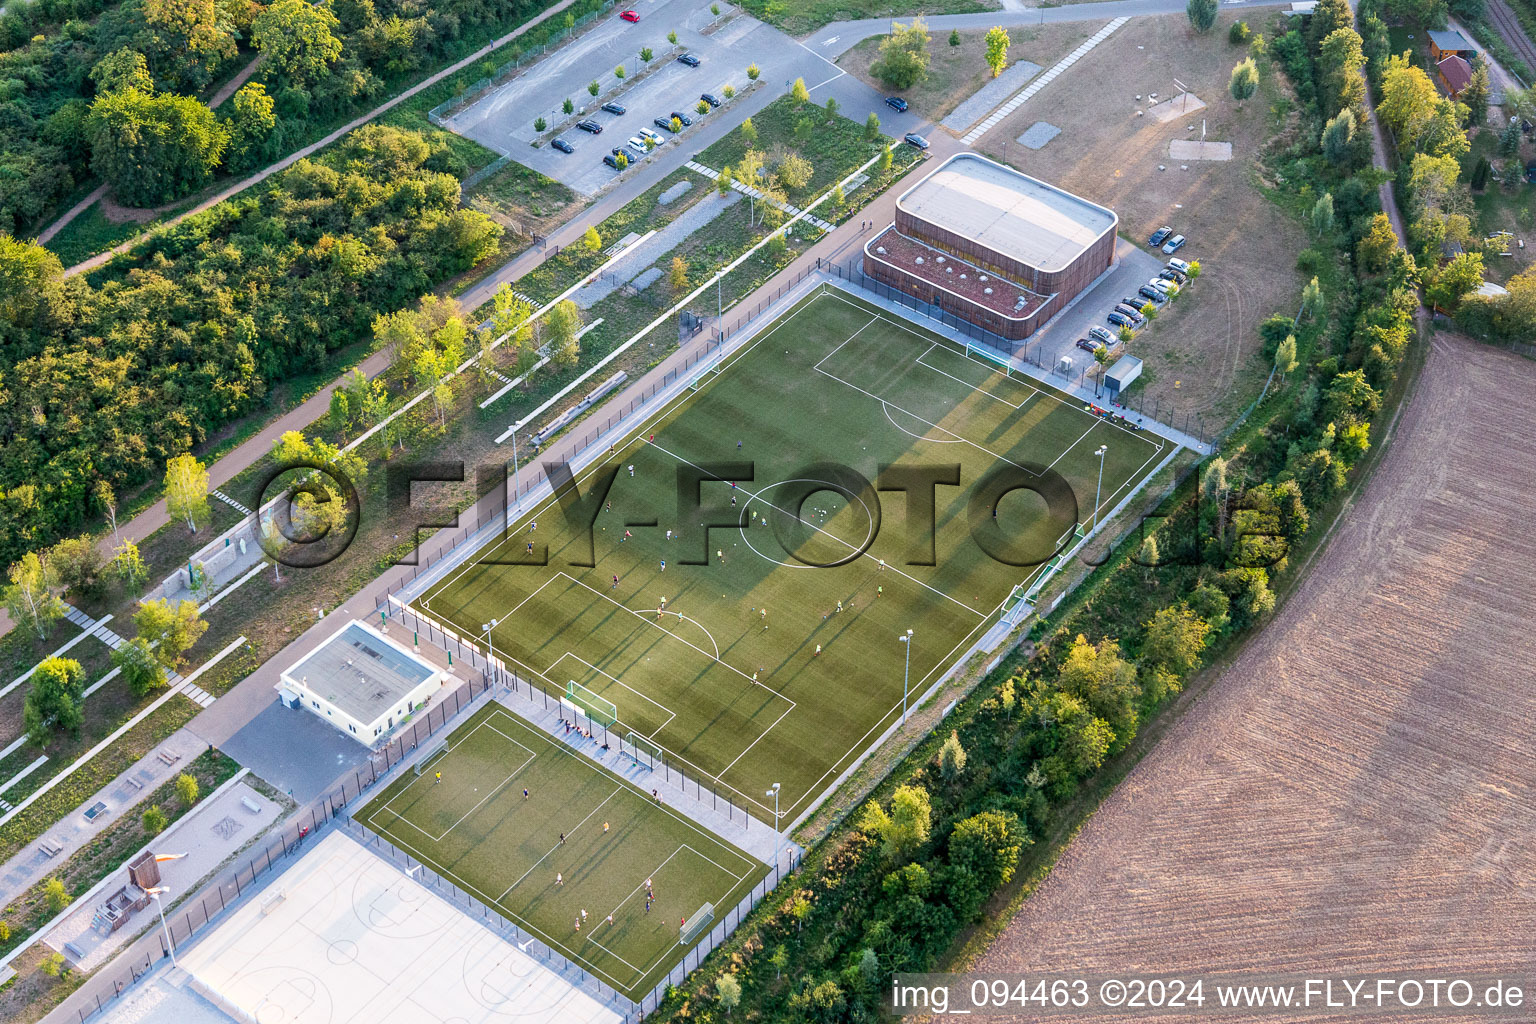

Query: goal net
left=622, top=731, right=663, bottom=770
left=413, top=734, right=450, bottom=775
left=564, top=680, right=618, bottom=728
left=679, top=902, right=714, bottom=945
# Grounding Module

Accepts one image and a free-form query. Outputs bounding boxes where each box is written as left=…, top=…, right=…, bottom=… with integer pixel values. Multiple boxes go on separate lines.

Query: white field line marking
left=881, top=401, right=964, bottom=443
left=915, top=346, right=1035, bottom=411
left=549, top=650, right=678, bottom=733
left=372, top=721, right=535, bottom=843
left=497, top=786, right=625, bottom=902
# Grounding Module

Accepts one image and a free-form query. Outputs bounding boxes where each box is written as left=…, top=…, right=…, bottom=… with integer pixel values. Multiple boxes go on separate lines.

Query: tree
left=1379, top=55, right=1440, bottom=157
left=1500, top=117, right=1522, bottom=156
left=111, top=540, right=149, bottom=592
left=872, top=18, right=931, bottom=89
left=1138, top=534, right=1159, bottom=582
left=95, top=480, right=120, bottom=544
left=1310, top=191, right=1334, bottom=236
left=1317, top=28, right=1365, bottom=117
left=1470, top=155, right=1492, bottom=191
left=831, top=183, right=846, bottom=213
left=747, top=62, right=760, bottom=81
left=778, top=153, right=813, bottom=190
left=739, top=117, right=758, bottom=148
left=582, top=225, right=602, bottom=252
left=717, top=974, right=741, bottom=1015
left=548, top=300, right=582, bottom=367
left=949, top=810, right=1027, bottom=892
left=164, top=454, right=211, bottom=534
left=697, top=99, right=710, bottom=117
left=225, top=83, right=280, bottom=174
left=950, top=27, right=961, bottom=46
left=5, top=551, right=66, bottom=639
left=1321, top=108, right=1355, bottom=163
left=1427, top=251, right=1484, bottom=310
left=984, top=26, right=1010, bottom=77
left=1275, top=333, right=1298, bottom=381
left=614, top=65, right=626, bottom=79
left=723, top=84, right=736, bottom=99
left=668, top=255, right=689, bottom=292
left=1187, top=0, right=1217, bottom=33
left=562, top=97, right=574, bottom=114
left=44, top=878, right=70, bottom=913
left=1301, top=275, right=1323, bottom=319
left=1142, top=605, right=1213, bottom=681
left=253, top=0, right=343, bottom=86
left=88, top=89, right=229, bottom=207
left=1463, top=59, right=1490, bottom=125
left=534, top=116, right=547, bottom=132
left=24, top=658, right=85, bottom=747
left=143, top=806, right=168, bottom=835
left=1229, top=58, right=1259, bottom=100
left=176, top=772, right=199, bottom=805
left=1357, top=212, right=1399, bottom=272
left=91, top=48, right=154, bottom=94
left=1058, top=634, right=1140, bottom=743
left=824, top=95, right=840, bottom=119
left=1309, top=0, right=1352, bottom=46
left=135, top=598, right=208, bottom=670
left=588, top=79, right=600, bottom=97
left=859, top=784, right=931, bottom=860
left=864, top=111, right=881, bottom=140
left=141, top=0, right=238, bottom=89
left=769, top=944, right=789, bottom=978
left=938, top=730, right=967, bottom=780
left=877, top=146, right=893, bottom=176
left=1229, top=19, right=1251, bottom=43
left=115, top=637, right=166, bottom=695
left=792, top=77, right=811, bottom=103
left=640, top=46, right=653, bottom=62
left=50, top=536, right=103, bottom=599
left=716, top=163, right=734, bottom=196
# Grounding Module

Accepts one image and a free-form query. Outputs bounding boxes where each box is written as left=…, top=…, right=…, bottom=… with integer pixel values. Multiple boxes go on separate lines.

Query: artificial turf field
left=420, top=287, right=1169, bottom=825
left=358, top=705, right=764, bottom=999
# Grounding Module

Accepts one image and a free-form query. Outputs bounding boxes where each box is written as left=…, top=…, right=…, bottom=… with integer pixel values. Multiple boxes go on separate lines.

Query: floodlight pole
left=482, top=618, right=499, bottom=683
left=1093, top=445, right=1108, bottom=532
left=509, top=432, right=522, bottom=516
left=148, top=888, right=176, bottom=966
left=898, top=629, right=913, bottom=723
left=767, top=783, right=781, bottom=868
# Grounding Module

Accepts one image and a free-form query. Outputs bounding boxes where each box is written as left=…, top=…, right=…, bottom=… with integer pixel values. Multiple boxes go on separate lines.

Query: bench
left=126, top=776, right=144, bottom=791
left=241, top=796, right=261, bottom=814
left=260, top=889, right=286, bottom=915
left=157, top=749, right=181, bottom=767
left=39, top=838, right=63, bottom=858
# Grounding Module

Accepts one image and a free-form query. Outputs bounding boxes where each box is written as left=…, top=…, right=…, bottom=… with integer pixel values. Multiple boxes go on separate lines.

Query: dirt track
left=976, top=332, right=1536, bottom=1021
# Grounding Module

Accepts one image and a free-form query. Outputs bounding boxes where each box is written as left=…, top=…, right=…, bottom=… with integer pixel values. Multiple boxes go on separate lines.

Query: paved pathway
left=961, top=16, right=1127, bottom=144
left=683, top=160, right=836, bottom=231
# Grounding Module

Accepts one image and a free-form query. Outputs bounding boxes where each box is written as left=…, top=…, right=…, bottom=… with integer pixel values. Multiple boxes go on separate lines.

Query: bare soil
left=975, top=13, right=1306, bottom=425
left=975, top=332, right=1536, bottom=1021
left=838, top=23, right=1101, bottom=122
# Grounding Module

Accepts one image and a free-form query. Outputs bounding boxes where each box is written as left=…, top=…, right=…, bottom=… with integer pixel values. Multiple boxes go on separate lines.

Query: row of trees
left=868, top=18, right=1013, bottom=92
left=0, top=124, right=501, bottom=568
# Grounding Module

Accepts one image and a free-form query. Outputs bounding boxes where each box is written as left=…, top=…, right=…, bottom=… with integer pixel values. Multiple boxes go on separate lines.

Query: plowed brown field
left=976, top=333, right=1536, bottom=1022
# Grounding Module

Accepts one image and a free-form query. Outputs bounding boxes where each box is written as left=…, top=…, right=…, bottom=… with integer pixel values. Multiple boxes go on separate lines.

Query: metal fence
left=70, top=675, right=494, bottom=1023
left=428, top=0, right=617, bottom=126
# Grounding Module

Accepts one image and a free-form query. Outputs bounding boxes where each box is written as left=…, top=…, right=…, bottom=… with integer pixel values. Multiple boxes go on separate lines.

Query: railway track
left=1486, top=0, right=1536, bottom=83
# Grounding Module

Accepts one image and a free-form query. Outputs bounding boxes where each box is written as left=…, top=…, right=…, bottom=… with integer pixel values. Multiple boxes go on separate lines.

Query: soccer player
left=660, top=559, right=666, bottom=572
left=557, top=872, right=563, bottom=885
left=524, top=788, right=530, bottom=800
left=435, top=771, right=441, bottom=784
left=814, top=644, right=822, bottom=657
left=612, top=575, right=619, bottom=589
left=628, top=464, right=635, bottom=477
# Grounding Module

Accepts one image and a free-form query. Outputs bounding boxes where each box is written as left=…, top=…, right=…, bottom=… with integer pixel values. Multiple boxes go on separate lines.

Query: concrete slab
left=1018, top=121, right=1060, bottom=149
left=92, top=975, right=237, bottom=1024
left=220, top=700, right=373, bottom=803
left=1147, top=91, right=1205, bottom=122
left=1169, top=139, right=1232, bottom=161
left=177, top=830, right=624, bottom=1024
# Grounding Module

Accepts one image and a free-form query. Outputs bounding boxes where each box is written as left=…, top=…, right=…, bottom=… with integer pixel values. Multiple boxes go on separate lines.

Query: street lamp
left=145, top=886, right=176, bottom=966
left=898, top=629, right=913, bottom=723
left=1092, top=445, right=1108, bottom=532
left=482, top=618, right=499, bottom=683
left=766, top=782, right=781, bottom=868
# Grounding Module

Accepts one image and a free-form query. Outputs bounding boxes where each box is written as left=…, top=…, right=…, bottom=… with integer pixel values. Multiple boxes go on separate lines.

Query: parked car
left=903, top=132, right=930, bottom=149
left=626, top=136, right=648, bottom=155
left=1088, top=325, right=1114, bottom=345
left=575, top=119, right=603, bottom=134
left=551, top=137, right=574, bottom=153
left=885, top=96, right=909, bottom=112
left=1107, top=311, right=1132, bottom=328
left=619, top=8, right=640, bottom=20
left=654, top=116, right=680, bottom=133
left=1075, top=337, right=1099, bottom=353
left=1148, top=277, right=1178, bottom=296
left=1166, top=256, right=1191, bottom=273
left=670, top=110, right=693, bottom=125
left=700, top=92, right=722, bottom=107
left=1138, top=285, right=1168, bottom=304
left=1121, top=296, right=1147, bottom=310
left=1162, top=233, right=1186, bottom=255
left=601, top=102, right=627, bottom=115
left=1159, top=267, right=1187, bottom=284
left=1114, top=304, right=1146, bottom=324
left=1148, top=226, right=1172, bottom=247
left=677, top=53, right=701, bottom=67
left=639, top=127, right=664, bottom=146
left=603, top=153, right=624, bottom=168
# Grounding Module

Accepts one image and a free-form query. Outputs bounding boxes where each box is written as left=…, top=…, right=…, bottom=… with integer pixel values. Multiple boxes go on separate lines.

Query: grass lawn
left=734, top=0, right=996, bottom=38
left=358, top=705, right=763, bottom=1000
left=699, top=94, right=893, bottom=202
left=418, top=287, right=1168, bottom=827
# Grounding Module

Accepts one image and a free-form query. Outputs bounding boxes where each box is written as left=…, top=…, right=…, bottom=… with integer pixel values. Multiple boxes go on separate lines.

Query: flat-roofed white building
left=278, top=620, right=449, bottom=745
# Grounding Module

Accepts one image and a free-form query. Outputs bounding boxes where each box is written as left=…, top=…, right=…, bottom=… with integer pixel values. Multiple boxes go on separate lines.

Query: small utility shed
left=278, top=620, right=448, bottom=745
left=1104, top=355, right=1142, bottom=399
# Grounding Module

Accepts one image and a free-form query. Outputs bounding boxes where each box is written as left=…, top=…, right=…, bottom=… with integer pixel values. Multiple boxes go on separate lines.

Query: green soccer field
left=420, top=288, right=1168, bottom=825
left=359, top=705, right=764, bottom=999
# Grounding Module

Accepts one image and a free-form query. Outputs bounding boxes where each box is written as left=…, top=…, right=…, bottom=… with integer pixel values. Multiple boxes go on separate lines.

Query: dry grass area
left=975, top=332, right=1536, bottom=1020
left=838, top=22, right=1101, bottom=122
left=976, top=13, right=1304, bottom=424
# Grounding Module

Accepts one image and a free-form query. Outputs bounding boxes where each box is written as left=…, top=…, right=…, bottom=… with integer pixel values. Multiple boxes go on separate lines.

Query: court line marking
left=497, top=786, right=624, bottom=901
left=549, top=650, right=678, bottom=734
left=372, top=720, right=535, bottom=844
left=915, top=344, right=1037, bottom=412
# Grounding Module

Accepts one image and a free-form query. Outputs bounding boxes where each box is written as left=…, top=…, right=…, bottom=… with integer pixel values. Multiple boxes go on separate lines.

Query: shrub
left=143, top=806, right=168, bottom=835
left=1229, top=20, right=1251, bottom=44
left=534, top=116, right=546, bottom=131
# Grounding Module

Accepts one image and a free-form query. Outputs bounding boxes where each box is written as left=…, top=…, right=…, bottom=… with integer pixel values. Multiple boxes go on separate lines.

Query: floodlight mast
left=767, top=782, right=782, bottom=867
left=898, top=629, right=914, bottom=722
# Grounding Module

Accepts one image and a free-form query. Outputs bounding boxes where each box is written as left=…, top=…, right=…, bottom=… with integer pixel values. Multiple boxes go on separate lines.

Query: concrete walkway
left=684, top=160, right=836, bottom=232
left=0, top=726, right=206, bottom=909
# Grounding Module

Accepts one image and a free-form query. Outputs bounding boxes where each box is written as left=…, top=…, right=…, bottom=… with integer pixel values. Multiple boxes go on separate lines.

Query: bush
left=1229, top=20, right=1251, bottom=44
left=43, top=877, right=69, bottom=913
left=175, top=772, right=199, bottom=806
left=534, top=116, right=547, bottom=132
left=143, top=806, right=168, bottom=835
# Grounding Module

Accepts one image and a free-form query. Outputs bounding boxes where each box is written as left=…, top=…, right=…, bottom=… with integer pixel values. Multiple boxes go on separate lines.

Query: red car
left=619, top=9, right=640, bottom=21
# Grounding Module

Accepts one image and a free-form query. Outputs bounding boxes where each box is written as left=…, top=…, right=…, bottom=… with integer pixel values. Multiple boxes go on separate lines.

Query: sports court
left=358, top=706, right=763, bottom=999
left=420, top=287, right=1169, bottom=825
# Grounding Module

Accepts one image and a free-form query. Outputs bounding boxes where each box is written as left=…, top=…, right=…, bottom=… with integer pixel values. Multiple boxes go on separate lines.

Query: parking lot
left=448, top=0, right=791, bottom=194
left=1023, top=237, right=1164, bottom=383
